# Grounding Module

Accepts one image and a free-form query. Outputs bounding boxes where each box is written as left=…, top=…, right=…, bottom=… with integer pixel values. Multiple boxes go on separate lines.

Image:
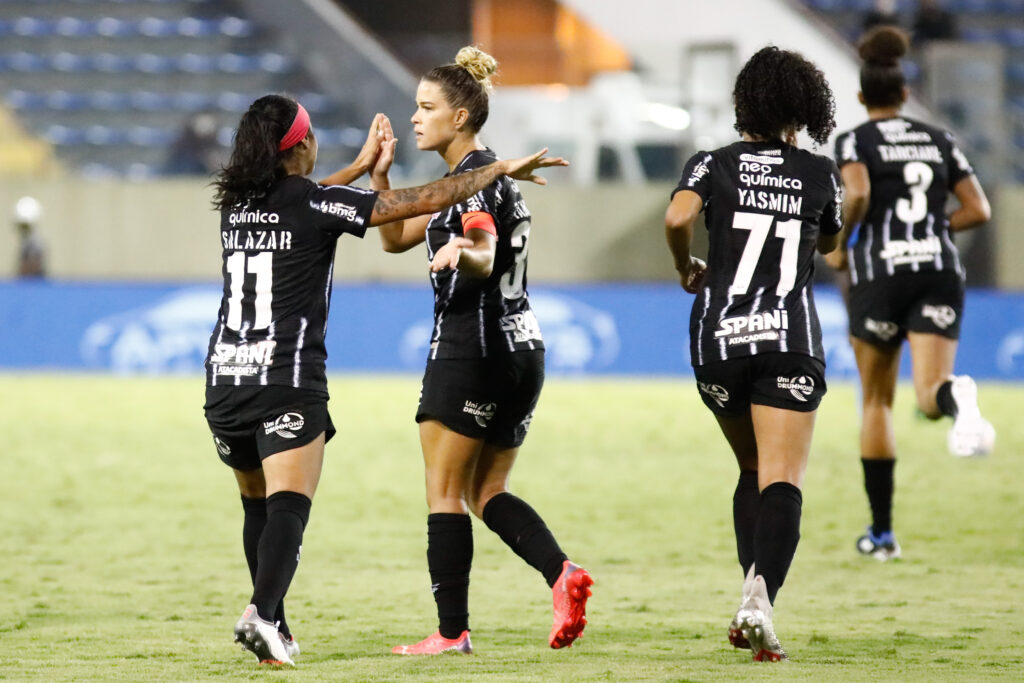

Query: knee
left=467, top=486, right=508, bottom=519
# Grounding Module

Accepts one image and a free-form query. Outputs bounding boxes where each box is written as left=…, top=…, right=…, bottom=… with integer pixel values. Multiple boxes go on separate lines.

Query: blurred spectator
left=862, top=0, right=901, bottom=33
left=13, top=196, right=46, bottom=278
left=912, top=0, right=958, bottom=45
left=162, top=113, right=222, bottom=176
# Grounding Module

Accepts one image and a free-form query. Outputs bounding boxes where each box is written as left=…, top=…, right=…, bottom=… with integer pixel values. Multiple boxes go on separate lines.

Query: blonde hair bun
left=455, top=46, right=498, bottom=93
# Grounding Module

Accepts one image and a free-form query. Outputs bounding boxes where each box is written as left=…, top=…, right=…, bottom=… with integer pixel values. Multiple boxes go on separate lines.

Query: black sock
left=732, top=470, right=760, bottom=577
left=753, top=482, right=802, bottom=605
left=936, top=380, right=957, bottom=418
left=862, top=458, right=895, bottom=536
left=240, top=496, right=290, bottom=635
left=482, top=492, right=568, bottom=588
left=427, top=513, right=473, bottom=639
left=250, top=491, right=310, bottom=625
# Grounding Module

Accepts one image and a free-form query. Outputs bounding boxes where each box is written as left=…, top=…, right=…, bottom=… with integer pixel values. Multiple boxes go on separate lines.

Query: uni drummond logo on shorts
left=462, top=401, right=496, bottom=428
left=263, top=412, right=305, bottom=439
left=777, top=376, right=815, bottom=402
left=698, top=382, right=729, bottom=408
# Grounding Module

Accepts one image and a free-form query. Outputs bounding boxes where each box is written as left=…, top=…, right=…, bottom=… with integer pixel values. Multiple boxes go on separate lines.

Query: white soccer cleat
left=947, top=376, right=995, bottom=458
left=735, top=575, right=787, bottom=662
left=728, top=564, right=756, bottom=649
left=280, top=632, right=300, bottom=659
left=233, top=604, right=295, bottom=666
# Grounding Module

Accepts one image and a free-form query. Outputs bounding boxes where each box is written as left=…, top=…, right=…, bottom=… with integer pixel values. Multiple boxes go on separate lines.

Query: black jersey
left=834, top=117, right=973, bottom=285
left=425, top=148, right=544, bottom=359
left=674, top=140, right=843, bottom=366
left=205, top=175, right=377, bottom=392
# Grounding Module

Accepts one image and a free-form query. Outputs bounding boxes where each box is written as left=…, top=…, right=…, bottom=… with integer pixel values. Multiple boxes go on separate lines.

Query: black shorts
left=693, top=352, right=827, bottom=416
left=848, top=270, right=964, bottom=347
left=204, top=385, right=335, bottom=471
left=416, top=350, right=544, bottom=448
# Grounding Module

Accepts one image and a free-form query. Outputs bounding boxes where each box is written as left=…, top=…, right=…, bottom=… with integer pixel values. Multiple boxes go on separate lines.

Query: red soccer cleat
left=391, top=630, right=473, bottom=655
left=549, top=560, right=594, bottom=649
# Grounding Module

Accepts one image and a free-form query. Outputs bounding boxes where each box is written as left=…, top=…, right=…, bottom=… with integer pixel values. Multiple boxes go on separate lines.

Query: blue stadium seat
left=1007, top=60, right=1024, bottom=83
left=960, top=27, right=1000, bottom=43
left=46, top=90, right=89, bottom=110
left=4, top=89, right=45, bottom=110
left=129, top=90, right=172, bottom=111
left=51, top=52, right=91, bottom=72
left=54, top=17, right=93, bottom=37
left=127, top=126, right=176, bottom=146
left=92, top=52, right=133, bottom=72
left=178, top=52, right=215, bottom=73
left=1, top=52, right=48, bottom=72
left=1002, top=28, right=1024, bottom=48
left=173, top=91, right=212, bottom=111
left=90, top=91, right=132, bottom=111
left=135, top=53, right=175, bottom=73
left=946, top=0, right=997, bottom=12
left=43, top=125, right=85, bottom=145
left=96, top=17, right=134, bottom=38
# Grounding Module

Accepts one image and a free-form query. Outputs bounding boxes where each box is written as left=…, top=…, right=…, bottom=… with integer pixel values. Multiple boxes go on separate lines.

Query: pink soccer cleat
left=549, top=560, right=594, bottom=649
left=391, top=630, right=473, bottom=655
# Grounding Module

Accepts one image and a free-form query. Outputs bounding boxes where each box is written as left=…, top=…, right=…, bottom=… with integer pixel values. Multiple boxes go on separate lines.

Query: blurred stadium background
left=0, top=0, right=1023, bottom=375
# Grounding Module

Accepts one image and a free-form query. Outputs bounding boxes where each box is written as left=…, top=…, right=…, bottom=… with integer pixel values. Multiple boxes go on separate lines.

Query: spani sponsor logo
left=264, top=412, right=305, bottom=438
left=777, top=375, right=815, bottom=402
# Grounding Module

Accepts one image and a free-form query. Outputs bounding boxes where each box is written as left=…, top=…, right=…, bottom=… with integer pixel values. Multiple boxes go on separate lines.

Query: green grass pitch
left=3, top=375, right=1022, bottom=681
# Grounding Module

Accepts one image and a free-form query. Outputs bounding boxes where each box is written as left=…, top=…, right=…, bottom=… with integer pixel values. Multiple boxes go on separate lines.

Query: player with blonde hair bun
left=371, top=46, right=593, bottom=656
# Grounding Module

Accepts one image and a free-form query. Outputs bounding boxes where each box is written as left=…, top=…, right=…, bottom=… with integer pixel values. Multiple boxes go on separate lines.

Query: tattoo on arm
left=373, top=164, right=503, bottom=222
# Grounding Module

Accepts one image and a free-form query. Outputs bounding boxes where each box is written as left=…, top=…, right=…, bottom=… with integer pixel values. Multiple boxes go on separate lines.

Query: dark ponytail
left=213, top=95, right=300, bottom=210
left=858, top=26, right=910, bottom=108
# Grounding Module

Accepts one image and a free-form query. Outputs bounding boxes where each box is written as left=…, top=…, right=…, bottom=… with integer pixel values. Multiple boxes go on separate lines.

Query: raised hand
left=430, top=237, right=474, bottom=272
left=371, top=115, right=398, bottom=188
left=352, top=113, right=386, bottom=176
left=502, top=147, right=569, bottom=185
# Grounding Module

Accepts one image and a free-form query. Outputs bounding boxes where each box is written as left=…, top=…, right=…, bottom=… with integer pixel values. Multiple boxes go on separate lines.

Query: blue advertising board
left=2, top=280, right=1023, bottom=379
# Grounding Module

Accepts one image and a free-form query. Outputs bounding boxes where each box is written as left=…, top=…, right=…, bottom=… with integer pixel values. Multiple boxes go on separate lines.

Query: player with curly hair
left=369, top=47, right=592, bottom=657
left=205, top=93, right=567, bottom=666
left=827, top=26, right=993, bottom=562
left=665, top=46, right=843, bottom=661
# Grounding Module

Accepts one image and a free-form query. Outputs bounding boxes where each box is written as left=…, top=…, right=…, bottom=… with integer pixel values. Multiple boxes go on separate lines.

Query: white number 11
left=225, top=251, right=274, bottom=331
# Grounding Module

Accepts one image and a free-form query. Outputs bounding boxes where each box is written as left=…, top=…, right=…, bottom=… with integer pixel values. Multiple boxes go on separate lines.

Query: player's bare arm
left=665, top=189, right=707, bottom=293
left=369, top=148, right=568, bottom=226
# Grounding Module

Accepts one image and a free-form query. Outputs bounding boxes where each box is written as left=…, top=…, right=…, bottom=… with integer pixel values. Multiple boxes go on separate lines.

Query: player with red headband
left=367, top=47, right=593, bottom=657
left=205, top=93, right=567, bottom=667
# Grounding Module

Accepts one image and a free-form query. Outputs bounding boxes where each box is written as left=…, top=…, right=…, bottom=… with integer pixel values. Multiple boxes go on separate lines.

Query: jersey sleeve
left=305, top=183, right=379, bottom=238
left=820, top=159, right=844, bottom=236
left=671, top=151, right=713, bottom=205
left=834, top=130, right=864, bottom=169
left=943, top=130, right=974, bottom=190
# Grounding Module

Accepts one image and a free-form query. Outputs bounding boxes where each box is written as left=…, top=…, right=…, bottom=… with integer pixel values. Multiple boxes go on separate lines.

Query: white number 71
left=728, top=211, right=802, bottom=297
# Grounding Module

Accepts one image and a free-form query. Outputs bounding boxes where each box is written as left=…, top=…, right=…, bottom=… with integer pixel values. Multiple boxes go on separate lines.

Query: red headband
left=278, top=103, right=310, bottom=151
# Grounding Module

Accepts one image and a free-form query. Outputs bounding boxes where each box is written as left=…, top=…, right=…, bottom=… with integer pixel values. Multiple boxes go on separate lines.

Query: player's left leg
left=908, top=332, right=994, bottom=456
left=733, top=404, right=816, bottom=662
left=468, top=445, right=592, bottom=649
left=234, top=433, right=325, bottom=666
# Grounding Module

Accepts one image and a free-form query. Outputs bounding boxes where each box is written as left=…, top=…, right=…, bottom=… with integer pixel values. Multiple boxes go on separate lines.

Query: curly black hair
left=212, top=94, right=304, bottom=210
left=732, top=46, right=836, bottom=147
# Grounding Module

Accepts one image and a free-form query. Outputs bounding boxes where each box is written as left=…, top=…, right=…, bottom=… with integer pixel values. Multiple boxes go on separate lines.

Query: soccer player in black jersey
left=827, top=26, right=994, bottom=562
left=365, top=47, right=592, bottom=656
left=204, top=93, right=567, bottom=666
left=666, top=46, right=842, bottom=662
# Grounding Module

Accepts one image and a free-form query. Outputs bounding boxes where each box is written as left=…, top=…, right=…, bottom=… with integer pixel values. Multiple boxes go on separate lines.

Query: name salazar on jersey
left=715, top=310, right=789, bottom=345
left=221, top=229, right=293, bottom=250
